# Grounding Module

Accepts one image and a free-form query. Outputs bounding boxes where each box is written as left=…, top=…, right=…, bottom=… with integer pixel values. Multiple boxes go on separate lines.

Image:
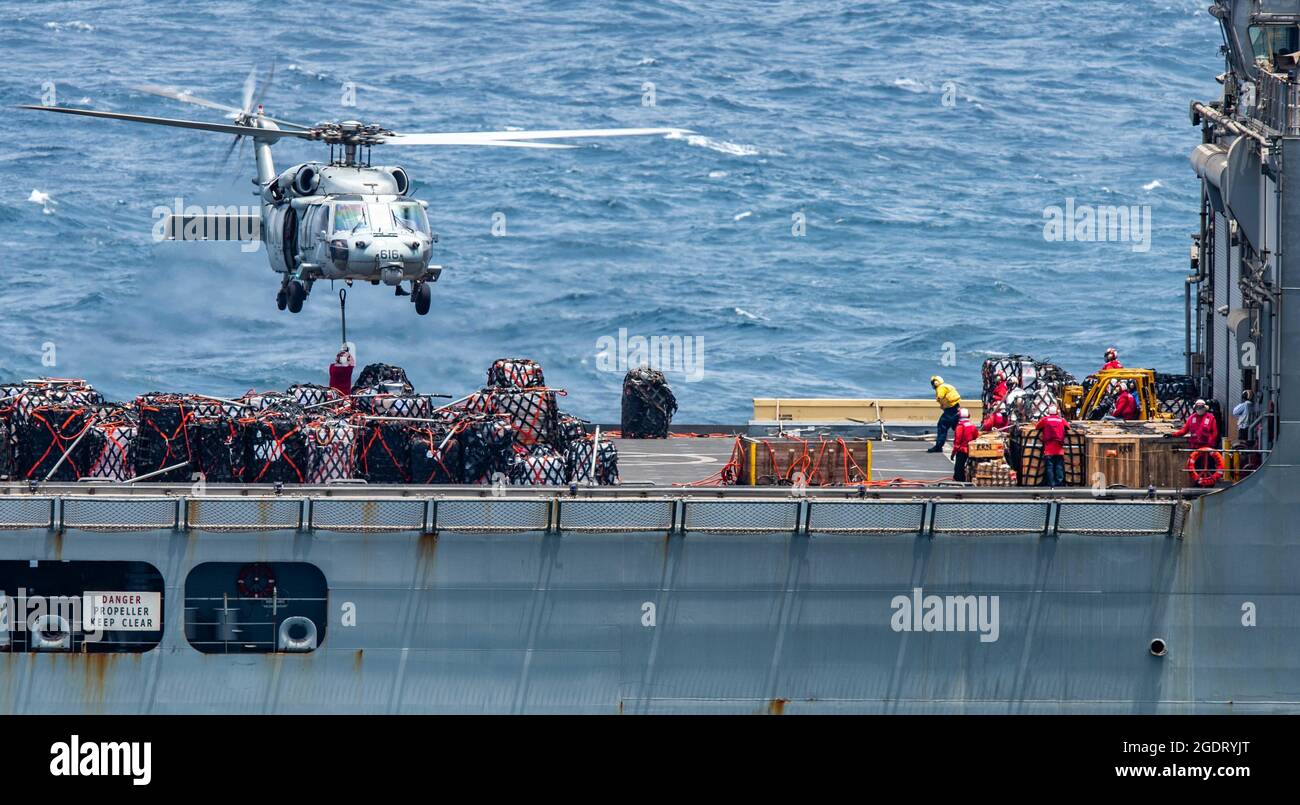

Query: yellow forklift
left=1060, top=368, right=1173, bottom=421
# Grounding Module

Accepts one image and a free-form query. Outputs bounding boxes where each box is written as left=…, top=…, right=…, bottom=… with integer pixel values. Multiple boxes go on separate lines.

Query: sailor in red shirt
left=981, top=404, right=1008, bottom=433
left=952, top=408, right=979, bottom=482
left=1111, top=381, right=1139, bottom=420
left=1035, top=404, right=1070, bottom=487
left=1100, top=347, right=1122, bottom=372
left=329, top=346, right=355, bottom=398
left=1170, top=399, right=1219, bottom=450
left=990, top=372, right=1009, bottom=407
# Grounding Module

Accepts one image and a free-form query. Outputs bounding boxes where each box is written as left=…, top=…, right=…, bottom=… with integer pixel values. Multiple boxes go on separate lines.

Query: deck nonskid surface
left=612, top=437, right=956, bottom=486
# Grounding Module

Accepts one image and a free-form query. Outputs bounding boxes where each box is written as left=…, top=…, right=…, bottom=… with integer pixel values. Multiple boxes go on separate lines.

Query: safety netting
left=621, top=368, right=677, bottom=438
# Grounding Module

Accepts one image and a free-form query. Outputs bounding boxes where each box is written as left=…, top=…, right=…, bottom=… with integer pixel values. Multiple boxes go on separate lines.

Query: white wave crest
left=666, top=131, right=763, bottom=156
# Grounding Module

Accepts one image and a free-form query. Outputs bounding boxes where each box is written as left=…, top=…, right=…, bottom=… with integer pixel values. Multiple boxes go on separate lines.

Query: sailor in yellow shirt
left=928, top=375, right=962, bottom=453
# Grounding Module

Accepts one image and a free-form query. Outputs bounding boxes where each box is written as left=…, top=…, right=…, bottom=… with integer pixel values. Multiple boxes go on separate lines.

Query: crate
left=1084, top=433, right=1190, bottom=489
left=968, top=433, right=1005, bottom=459
left=741, top=436, right=871, bottom=486
left=1010, top=424, right=1085, bottom=486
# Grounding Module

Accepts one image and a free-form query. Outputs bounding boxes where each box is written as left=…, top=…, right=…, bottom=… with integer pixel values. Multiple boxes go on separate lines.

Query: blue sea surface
left=0, top=1, right=1220, bottom=422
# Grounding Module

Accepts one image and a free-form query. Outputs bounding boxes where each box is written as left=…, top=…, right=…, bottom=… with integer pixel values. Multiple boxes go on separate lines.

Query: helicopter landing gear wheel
left=287, top=280, right=306, bottom=313
left=414, top=282, right=431, bottom=316
left=276, top=287, right=287, bottom=311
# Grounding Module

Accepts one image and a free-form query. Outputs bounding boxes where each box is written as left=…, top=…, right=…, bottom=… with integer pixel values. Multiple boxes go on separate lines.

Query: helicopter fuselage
left=260, top=162, right=438, bottom=288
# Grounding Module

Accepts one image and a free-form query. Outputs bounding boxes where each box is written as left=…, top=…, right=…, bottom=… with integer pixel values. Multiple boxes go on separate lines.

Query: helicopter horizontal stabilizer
left=160, top=213, right=262, bottom=242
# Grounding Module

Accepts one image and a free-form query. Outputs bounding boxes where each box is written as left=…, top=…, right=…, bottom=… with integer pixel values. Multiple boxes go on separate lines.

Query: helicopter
left=21, top=72, right=688, bottom=315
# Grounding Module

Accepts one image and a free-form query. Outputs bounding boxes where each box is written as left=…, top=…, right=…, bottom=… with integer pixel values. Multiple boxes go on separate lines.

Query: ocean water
left=0, top=1, right=1220, bottom=422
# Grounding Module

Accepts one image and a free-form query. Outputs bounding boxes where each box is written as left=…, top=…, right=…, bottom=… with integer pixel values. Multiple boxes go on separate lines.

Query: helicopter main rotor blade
left=381, top=126, right=692, bottom=146
left=17, top=105, right=314, bottom=140
left=131, top=83, right=314, bottom=130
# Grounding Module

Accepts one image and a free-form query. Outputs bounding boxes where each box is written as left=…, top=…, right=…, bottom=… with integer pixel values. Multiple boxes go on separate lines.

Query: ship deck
left=613, top=436, right=957, bottom=487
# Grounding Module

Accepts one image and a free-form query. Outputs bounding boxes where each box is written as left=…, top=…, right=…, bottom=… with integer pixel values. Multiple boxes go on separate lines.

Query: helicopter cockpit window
left=1250, top=25, right=1300, bottom=71
left=332, top=202, right=367, bottom=233
left=391, top=202, right=430, bottom=235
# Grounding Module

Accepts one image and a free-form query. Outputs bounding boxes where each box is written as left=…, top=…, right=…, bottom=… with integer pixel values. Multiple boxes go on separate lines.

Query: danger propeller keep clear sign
left=83, top=591, right=161, bottom=632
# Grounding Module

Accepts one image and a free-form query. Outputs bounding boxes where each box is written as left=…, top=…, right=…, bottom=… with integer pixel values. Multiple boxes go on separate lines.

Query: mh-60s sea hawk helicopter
left=22, top=75, right=688, bottom=315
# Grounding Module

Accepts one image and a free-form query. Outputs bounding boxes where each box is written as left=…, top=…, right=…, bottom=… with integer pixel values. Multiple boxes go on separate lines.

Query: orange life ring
left=1186, top=447, right=1224, bottom=487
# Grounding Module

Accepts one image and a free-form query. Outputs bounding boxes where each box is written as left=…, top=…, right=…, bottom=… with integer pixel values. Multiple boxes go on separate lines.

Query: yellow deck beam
left=753, top=398, right=984, bottom=424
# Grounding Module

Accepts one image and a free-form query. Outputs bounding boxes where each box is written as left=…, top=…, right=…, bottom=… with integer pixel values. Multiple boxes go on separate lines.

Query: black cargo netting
left=490, top=388, right=560, bottom=446
left=0, top=416, right=12, bottom=481
left=190, top=418, right=243, bottom=482
left=241, top=416, right=309, bottom=484
left=288, top=383, right=347, bottom=412
left=566, top=437, right=620, bottom=485
left=304, top=418, right=356, bottom=483
left=621, top=368, right=677, bottom=438
left=83, top=420, right=137, bottom=481
left=4, top=360, right=606, bottom=486
left=355, top=421, right=412, bottom=483
left=1018, top=388, right=1060, bottom=421
left=353, top=393, right=434, bottom=419
left=460, top=418, right=517, bottom=484
left=240, top=391, right=303, bottom=417
left=14, top=406, right=94, bottom=481
left=555, top=415, right=589, bottom=452
left=509, top=447, right=569, bottom=486
left=134, top=397, right=203, bottom=481
left=1155, top=373, right=1198, bottom=419
left=409, top=426, right=463, bottom=484
left=982, top=356, right=1075, bottom=408
left=487, top=358, right=545, bottom=389
left=352, top=363, right=414, bottom=395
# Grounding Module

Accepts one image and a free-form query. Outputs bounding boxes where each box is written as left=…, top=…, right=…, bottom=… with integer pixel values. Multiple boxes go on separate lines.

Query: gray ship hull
left=0, top=461, right=1291, bottom=715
